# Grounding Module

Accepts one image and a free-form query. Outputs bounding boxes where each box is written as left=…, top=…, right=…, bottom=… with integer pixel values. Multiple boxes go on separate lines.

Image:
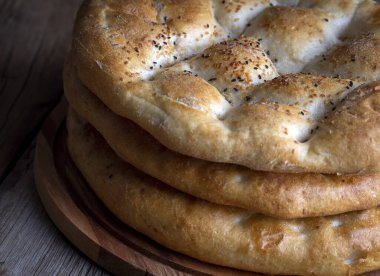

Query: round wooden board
left=34, top=100, right=380, bottom=276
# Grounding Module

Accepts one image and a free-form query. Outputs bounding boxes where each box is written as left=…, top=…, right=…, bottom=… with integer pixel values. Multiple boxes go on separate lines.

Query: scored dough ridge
left=71, top=0, right=380, bottom=174
left=64, top=60, right=380, bottom=219
left=66, top=109, right=380, bottom=276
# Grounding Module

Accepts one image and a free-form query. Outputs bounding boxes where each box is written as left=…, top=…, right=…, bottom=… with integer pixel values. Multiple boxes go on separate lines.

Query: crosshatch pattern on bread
left=71, top=0, right=380, bottom=174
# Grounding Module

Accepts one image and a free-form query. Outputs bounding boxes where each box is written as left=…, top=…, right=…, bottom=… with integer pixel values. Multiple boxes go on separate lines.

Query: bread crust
left=64, top=62, right=380, bottom=219
left=66, top=109, right=380, bottom=276
left=304, top=33, right=380, bottom=81
left=71, top=0, right=380, bottom=174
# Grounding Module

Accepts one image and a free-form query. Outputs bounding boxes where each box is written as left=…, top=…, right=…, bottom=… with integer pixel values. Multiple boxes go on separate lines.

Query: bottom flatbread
left=67, top=108, right=380, bottom=276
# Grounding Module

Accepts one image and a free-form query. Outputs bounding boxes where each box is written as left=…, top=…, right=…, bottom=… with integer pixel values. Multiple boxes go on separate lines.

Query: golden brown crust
left=71, top=0, right=380, bottom=174
left=64, top=64, right=380, bottom=219
left=345, top=0, right=380, bottom=37
left=304, top=33, right=380, bottom=81
left=243, top=6, right=337, bottom=73
left=67, top=110, right=380, bottom=276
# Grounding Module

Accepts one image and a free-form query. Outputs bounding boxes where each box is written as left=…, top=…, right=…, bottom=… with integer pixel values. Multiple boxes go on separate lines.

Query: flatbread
left=64, top=63, right=380, bottom=219
left=71, top=0, right=380, bottom=174
left=66, top=108, right=380, bottom=276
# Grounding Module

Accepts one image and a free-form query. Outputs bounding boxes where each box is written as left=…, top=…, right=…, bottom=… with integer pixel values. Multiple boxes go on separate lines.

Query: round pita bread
left=71, top=0, right=380, bottom=174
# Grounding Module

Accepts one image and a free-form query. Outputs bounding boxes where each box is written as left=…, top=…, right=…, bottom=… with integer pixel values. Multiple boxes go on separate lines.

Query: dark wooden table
left=0, top=0, right=108, bottom=274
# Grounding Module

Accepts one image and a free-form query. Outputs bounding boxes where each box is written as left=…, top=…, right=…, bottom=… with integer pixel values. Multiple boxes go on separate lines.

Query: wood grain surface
left=0, top=0, right=109, bottom=274
left=0, top=141, right=108, bottom=276
left=0, top=0, right=81, bottom=182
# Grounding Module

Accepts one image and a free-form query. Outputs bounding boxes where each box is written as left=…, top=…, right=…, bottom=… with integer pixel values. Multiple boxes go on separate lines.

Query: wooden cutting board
left=33, top=100, right=380, bottom=276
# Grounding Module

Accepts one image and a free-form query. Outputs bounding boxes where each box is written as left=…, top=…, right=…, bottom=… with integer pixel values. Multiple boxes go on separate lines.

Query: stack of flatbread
left=64, top=0, right=380, bottom=274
